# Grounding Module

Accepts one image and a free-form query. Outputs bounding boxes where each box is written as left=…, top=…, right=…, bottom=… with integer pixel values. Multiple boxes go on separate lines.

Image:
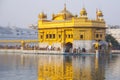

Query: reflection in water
left=37, top=55, right=109, bottom=80
left=0, top=53, right=120, bottom=80
left=37, top=55, right=71, bottom=80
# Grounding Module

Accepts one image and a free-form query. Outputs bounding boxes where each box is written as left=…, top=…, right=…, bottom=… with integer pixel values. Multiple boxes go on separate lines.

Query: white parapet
left=39, top=42, right=48, bottom=48
left=73, top=40, right=95, bottom=51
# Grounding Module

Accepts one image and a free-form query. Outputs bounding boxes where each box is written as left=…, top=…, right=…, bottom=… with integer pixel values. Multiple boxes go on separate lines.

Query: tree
left=105, top=34, right=120, bottom=49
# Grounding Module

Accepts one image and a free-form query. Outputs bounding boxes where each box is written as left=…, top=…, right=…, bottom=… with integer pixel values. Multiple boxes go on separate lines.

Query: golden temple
left=37, top=4, right=106, bottom=52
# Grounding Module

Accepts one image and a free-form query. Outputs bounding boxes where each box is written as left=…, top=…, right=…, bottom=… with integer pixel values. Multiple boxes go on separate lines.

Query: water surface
left=0, top=53, right=120, bottom=80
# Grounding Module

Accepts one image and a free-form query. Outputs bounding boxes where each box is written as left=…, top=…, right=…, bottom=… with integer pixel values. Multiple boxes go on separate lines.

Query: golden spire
left=52, top=13, right=55, bottom=20
left=64, top=3, right=66, bottom=11
left=96, top=8, right=98, bottom=20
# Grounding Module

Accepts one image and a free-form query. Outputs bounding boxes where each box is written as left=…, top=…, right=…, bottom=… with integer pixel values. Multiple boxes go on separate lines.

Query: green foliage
left=105, top=34, right=120, bottom=49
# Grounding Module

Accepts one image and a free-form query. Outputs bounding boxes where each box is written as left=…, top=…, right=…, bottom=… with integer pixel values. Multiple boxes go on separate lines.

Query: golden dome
left=97, top=10, right=103, bottom=17
left=53, top=4, right=74, bottom=20
left=38, top=12, right=47, bottom=19
left=58, top=8, right=73, bottom=19
left=80, top=8, right=87, bottom=16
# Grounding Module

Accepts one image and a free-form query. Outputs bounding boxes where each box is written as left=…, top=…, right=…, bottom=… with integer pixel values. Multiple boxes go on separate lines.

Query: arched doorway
left=64, top=42, right=73, bottom=52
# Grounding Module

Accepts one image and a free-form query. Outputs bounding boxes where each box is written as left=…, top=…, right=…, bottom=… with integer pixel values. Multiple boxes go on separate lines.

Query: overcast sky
left=0, top=0, right=120, bottom=28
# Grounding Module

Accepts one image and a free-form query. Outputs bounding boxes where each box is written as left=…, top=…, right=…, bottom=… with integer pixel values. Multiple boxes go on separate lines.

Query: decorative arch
left=64, top=42, right=73, bottom=52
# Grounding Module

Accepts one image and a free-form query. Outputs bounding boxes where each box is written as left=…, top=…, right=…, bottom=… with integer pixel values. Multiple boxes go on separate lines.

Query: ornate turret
left=38, top=12, right=47, bottom=20
left=80, top=8, right=87, bottom=18
left=96, top=9, right=104, bottom=21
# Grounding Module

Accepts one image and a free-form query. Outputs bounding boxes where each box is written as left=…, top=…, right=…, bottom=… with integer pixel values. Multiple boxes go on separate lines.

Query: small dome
left=97, top=10, right=103, bottom=17
left=38, top=12, right=47, bottom=19
left=80, top=8, right=87, bottom=16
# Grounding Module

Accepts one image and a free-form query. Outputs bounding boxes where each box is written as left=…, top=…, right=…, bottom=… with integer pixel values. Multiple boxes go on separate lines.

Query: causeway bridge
left=0, top=40, right=39, bottom=43
left=0, top=40, right=39, bottom=50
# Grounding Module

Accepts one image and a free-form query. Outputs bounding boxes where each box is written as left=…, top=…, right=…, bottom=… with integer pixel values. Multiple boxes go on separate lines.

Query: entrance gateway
left=64, top=42, right=72, bottom=52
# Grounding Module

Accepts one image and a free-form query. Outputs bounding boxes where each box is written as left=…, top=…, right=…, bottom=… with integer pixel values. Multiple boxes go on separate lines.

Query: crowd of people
left=0, top=44, right=61, bottom=51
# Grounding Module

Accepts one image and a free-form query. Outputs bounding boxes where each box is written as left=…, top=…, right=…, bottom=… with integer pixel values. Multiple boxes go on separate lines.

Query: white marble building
left=107, top=25, right=120, bottom=44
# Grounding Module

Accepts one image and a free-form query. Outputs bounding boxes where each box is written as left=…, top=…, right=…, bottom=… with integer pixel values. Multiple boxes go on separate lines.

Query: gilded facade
left=38, top=5, right=106, bottom=52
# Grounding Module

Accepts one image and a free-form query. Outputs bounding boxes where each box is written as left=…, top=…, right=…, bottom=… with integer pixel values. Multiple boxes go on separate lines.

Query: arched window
left=53, top=34, right=55, bottom=38
left=40, top=35, right=43, bottom=39
left=46, top=34, right=48, bottom=39
left=68, top=34, right=70, bottom=38
left=100, top=34, right=102, bottom=38
left=59, top=35, right=61, bottom=38
left=49, top=34, right=52, bottom=38
left=80, top=35, right=83, bottom=39
left=96, top=34, right=99, bottom=38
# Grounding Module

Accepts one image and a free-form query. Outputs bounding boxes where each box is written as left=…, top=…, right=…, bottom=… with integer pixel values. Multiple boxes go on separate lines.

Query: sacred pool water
left=0, top=53, right=120, bottom=80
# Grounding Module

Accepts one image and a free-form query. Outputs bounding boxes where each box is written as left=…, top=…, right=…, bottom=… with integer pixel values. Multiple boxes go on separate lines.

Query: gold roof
left=53, top=4, right=74, bottom=20
left=58, top=8, right=73, bottom=18
left=80, top=8, right=87, bottom=16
